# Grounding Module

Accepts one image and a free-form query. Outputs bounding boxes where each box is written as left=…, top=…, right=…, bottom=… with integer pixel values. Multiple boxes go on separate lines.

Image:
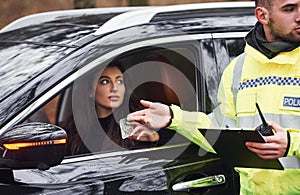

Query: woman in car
left=64, top=61, right=174, bottom=155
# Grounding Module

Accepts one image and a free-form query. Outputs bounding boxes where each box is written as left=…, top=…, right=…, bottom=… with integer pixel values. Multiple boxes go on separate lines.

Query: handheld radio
left=255, top=103, right=274, bottom=136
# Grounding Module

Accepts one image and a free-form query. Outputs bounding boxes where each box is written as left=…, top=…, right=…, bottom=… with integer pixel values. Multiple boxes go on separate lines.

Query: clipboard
left=199, top=128, right=284, bottom=170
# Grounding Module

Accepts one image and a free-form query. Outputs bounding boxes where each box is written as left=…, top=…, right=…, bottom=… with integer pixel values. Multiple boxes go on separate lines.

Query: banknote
left=119, top=118, right=135, bottom=139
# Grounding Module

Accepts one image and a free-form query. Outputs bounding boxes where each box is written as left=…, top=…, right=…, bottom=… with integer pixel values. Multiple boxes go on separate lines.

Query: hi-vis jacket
left=168, top=44, right=300, bottom=195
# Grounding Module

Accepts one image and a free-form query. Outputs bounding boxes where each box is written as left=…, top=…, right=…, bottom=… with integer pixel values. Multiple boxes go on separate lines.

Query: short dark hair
left=255, top=0, right=271, bottom=8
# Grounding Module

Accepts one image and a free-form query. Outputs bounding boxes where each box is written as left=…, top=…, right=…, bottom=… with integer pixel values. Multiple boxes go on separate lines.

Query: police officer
left=128, top=0, right=300, bottom=194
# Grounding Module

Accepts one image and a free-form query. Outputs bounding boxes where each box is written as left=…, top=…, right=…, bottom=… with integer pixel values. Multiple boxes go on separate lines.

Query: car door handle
left=172, top=174, right=226, bottom=191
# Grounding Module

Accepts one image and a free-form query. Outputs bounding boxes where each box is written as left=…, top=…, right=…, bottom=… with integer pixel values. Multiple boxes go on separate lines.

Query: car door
left=1, top=29, right=239, bottom=195
left=208, top=32, right=247, bottom=109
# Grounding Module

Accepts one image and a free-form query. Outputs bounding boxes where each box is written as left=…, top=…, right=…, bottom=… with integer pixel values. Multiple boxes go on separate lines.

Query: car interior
left=23, top=45, right=208, bottom=157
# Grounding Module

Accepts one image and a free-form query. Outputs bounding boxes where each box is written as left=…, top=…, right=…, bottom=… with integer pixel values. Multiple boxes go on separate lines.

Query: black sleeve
left=156, top=128, right=176, bottom=146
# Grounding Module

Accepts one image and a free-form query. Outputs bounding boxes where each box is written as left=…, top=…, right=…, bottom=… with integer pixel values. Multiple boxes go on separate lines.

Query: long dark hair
left=102, top=62, right=144, bottom=149
left=63, top=61, right=144, bottom=155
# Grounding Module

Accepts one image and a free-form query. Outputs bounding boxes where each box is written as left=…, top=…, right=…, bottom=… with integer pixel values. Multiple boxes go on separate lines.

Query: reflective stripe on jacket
left=169, top=44, right=300, bottom=194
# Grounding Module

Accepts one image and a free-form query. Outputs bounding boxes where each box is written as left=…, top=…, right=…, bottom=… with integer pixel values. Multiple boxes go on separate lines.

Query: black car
left=0, top=2, right=256, bottom=194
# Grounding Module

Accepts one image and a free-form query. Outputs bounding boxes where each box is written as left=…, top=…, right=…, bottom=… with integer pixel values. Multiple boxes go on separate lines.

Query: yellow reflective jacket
left=168, top=44, right=300, bottom=194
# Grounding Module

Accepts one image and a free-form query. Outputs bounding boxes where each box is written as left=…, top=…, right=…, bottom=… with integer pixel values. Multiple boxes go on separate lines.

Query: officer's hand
left=245, top=121, right=288, bottom=159
left=127, top=100, right=171, bottom=129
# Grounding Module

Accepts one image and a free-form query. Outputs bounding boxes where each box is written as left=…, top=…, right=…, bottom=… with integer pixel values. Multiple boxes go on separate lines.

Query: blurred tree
left=74, top=0, right=95, bottom=8
left=129, top=0, right=148, bottom=6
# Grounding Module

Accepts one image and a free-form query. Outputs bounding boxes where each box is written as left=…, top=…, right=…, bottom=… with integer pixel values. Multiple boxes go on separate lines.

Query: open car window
left=23, top=44, right=203, bottom=156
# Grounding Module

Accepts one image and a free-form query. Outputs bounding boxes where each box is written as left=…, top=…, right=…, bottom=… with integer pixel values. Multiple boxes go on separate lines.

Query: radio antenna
left=255, top=103, right=268, bottom=126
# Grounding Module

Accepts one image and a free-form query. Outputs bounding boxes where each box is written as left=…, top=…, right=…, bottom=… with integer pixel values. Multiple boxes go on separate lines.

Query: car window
left=67, top=46, right=200, bottom=155
left=23, top=44, right=202, bottom=157
left=23, top=93, right=60, bottom=125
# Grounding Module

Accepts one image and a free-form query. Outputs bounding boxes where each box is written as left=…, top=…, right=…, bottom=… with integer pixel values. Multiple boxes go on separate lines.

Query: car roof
left=0, top=2, right=255, bottom=47
left=94, top=1, right=255, bottom=35
left=0, top=6, right=155, bottom=33
left=1, top=1, right=255, bottom=36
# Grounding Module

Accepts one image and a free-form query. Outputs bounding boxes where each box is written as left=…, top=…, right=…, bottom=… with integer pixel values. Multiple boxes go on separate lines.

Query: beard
left=269, top=18, right=300, bottom=43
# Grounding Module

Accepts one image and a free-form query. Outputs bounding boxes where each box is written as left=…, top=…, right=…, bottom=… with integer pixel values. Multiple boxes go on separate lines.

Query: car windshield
left=0, top=12, right=123, bottom=102
left=0, top=42, right=74, bottom=102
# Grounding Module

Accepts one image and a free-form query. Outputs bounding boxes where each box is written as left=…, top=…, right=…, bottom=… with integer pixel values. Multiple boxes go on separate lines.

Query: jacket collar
left=245, top=22, right=300, bottom=59
left=245, top=43, right=300, bottom=65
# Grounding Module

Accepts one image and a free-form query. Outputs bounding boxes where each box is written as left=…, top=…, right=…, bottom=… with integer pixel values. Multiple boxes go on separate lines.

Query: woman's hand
left=245, top=121, right=288, bottom=159
left=128, top=122, right=159, bottom=142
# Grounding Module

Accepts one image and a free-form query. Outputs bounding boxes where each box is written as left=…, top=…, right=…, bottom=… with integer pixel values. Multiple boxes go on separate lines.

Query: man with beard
left=127, top=0, right=300, bottom=194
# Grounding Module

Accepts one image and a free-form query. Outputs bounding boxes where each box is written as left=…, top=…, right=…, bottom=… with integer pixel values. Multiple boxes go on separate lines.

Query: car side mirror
left=0, top=122, right=67, bottom=171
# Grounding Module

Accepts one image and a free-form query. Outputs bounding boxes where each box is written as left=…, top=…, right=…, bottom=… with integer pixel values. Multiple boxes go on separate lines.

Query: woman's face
left=94, top=66, right=125, bottom=117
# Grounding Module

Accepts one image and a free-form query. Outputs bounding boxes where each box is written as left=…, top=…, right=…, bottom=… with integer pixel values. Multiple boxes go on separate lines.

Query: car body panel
left=6, top=144, right=233, bottom=194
